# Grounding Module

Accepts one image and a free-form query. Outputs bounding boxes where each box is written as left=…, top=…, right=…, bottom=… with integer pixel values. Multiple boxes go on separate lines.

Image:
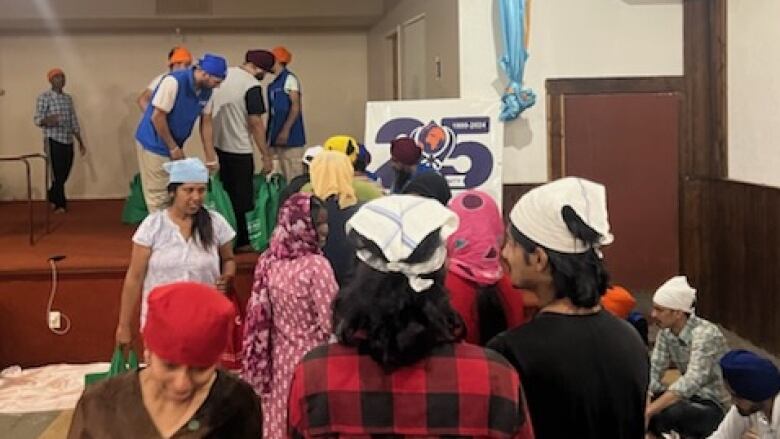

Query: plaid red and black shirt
left=288, top=342, right=534, bottom=439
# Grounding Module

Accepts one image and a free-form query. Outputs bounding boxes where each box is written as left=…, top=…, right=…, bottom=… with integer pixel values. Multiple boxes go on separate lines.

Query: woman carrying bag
left=115, top=158, right=236, bottom=345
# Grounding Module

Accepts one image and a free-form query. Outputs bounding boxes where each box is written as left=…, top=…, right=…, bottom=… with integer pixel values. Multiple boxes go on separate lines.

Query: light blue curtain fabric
left=499, top=0, right=536, bottom=121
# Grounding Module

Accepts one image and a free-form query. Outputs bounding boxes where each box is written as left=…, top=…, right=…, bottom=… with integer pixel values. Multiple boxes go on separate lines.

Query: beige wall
left=0, top=31, right=368, bottom=200
left=367, top=0, right=460, bottom=101
left=728, top=0, right=780, bottom=188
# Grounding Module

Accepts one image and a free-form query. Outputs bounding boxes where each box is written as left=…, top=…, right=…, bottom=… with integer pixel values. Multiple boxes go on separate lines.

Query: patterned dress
left=242, top=193, right=339, bottom=439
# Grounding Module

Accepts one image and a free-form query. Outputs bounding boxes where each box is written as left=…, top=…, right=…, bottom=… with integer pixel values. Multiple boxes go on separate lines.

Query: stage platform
left=0, top=200, right=257, bottom=369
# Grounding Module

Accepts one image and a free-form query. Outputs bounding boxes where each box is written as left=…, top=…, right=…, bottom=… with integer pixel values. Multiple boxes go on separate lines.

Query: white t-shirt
left=132, top=208, right=235, bottom=326
left=284, top=74, right=300, bottom=93
left=707, top=393, right=779, bottom=439
left=152, top=76, right=214, bottom=115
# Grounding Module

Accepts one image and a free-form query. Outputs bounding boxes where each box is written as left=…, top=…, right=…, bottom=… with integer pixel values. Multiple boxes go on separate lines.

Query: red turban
left=143, top=282, right=235, bottom=368
left=390, top=138, right=422, bottom=167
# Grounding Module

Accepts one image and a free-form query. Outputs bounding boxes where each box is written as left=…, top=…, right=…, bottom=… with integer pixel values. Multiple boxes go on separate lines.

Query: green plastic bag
left=85, top=347, right=139, bottom=385
left=121, top=173, right=149, bottom=225
left=204, top=173, right=238, bottom=234
left=246, top=174, right=285, bottom=252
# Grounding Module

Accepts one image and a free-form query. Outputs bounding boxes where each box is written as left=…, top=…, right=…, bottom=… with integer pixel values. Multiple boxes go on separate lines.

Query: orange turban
left=168, top=46, right=193, bottom=66
left=272, top=46, right=292, bottom=64
left=601, top=285, right=637, bottom=319
left=47, top=68, right=64, bottom=81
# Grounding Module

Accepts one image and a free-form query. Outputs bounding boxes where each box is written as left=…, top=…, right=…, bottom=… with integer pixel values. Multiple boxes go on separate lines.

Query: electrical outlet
left=48, top=311, right=61, bottom=330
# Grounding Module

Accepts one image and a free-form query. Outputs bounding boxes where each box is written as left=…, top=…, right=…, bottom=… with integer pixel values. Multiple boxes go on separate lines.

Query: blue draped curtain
left=499, top=0, right=536, bottom=121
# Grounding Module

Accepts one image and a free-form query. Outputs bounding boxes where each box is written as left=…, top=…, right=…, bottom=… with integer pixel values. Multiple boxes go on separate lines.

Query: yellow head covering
left=323, top=135, right=359, bottom=163
left=310, top=151, right=358, bottom=209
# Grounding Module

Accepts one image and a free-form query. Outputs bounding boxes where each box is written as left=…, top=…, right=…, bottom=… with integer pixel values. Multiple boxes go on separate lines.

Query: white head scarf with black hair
left=346, top=195, right=459, bottom=292
left=509, top=177, right=613, bottom=254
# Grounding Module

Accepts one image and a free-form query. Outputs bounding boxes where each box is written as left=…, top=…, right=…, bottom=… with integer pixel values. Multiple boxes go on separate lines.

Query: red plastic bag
left=220, top=287, right=244, bottom=372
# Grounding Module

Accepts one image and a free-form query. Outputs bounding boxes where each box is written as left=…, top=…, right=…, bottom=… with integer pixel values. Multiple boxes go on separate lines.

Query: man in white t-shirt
left=211, top=50, right=275, bottom=250
left=267, top=46, right=306, bottom=178
left=134, top=54, right=226, bottom=212
left=136, top=46, right=193, bottom=112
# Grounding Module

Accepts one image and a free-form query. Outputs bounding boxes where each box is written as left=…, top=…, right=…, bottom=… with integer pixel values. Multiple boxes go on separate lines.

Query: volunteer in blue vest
left=134, top=53, right=227, bottom=212
left=267, top=46, right=306, bottom=179
left=212, top=50, right=275, bottom=251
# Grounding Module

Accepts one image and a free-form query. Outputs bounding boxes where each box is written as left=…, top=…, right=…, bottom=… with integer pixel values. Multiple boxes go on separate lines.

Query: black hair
left=167, top=183, right=214, bottom=250
left=475, top=284, right=508, bottom=345
left=354, top=156, right=368, bottom=173
left=167, top=47, right=177, bottom=59
left=510, top=205, right=610, bottom=308
left=333, top=229, right=464, bottom=371
left=309, top=195, right=325, bottom=224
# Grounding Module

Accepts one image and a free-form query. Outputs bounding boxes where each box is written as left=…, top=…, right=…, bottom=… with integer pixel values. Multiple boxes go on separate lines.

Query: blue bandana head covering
left=197, top=53, right=228, bottom=79
left=720, top=349, right=780, bottom=402
left=164, top=158, right=209, bottom=184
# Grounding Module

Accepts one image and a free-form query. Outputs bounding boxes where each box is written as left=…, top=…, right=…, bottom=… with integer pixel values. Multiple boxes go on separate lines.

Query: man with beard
left=646, top=276, right=730, bottom=439
left=134, top=53, right=227, bottom=212
left=211, top=50, right=275, bottom=251
left=707, top=350, right=779, bottom=438
left=389, top=137, right=423, bottom=193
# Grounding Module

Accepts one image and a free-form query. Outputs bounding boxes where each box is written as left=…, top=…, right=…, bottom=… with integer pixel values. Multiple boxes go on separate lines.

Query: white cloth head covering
left=302, top=145, right=323, bottom=166
left=346, top=195, right=459, bottom=292
left=509, top=176, right=614, bottom=254
left=653, top=276, right=697, bottom=313
left=164, top=158, right=209, bottom=184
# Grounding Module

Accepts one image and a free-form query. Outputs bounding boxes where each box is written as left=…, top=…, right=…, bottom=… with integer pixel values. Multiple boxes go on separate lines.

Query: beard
left=394, top=168, right=413, bottom=191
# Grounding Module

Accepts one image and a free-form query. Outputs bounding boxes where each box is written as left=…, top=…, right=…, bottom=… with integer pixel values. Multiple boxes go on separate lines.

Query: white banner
left=364, top=99, right=504, bottom=205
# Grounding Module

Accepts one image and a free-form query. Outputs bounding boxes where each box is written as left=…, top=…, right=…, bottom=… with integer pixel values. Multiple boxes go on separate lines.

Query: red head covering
left=447, top=190, right=505, bottom=286
left=47, top=68, right=64, bottom=81
left=601, top=285, right=636, bottom=319
left=272, top=46, right=292, bottom=64
left=143, top=282, right=235, bottom=368
left=390, top=137, right=422, bottom=166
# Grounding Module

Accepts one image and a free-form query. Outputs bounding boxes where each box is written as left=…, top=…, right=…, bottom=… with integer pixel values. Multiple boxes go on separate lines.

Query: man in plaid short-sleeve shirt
left=34, top=68, right=87, bottom=212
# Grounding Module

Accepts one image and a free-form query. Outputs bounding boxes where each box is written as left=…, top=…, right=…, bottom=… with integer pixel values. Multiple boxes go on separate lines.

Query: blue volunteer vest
left=135, top=68, right=213, bottom=157
left=266, top=68, right=306, bottom=147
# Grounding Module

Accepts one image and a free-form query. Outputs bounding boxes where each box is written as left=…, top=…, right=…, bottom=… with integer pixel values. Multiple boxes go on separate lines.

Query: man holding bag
left=134, top=53, right=227, bottom=212
left=211, top=50, right=275, bottom=251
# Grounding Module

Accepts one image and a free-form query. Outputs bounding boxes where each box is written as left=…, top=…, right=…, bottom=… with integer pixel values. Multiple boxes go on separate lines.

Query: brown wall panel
left=682, top=179, right=780, bottom=354
left=0, top=264, right=256, bottom=368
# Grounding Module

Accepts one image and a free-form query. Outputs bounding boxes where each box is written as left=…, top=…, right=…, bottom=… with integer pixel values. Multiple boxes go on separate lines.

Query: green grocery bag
left=246, top=174, right=286, bottom=252
left=121, top=173, right=149, bottom=225
left=84, top=347, right=139, bottom=385
left=204, top=173, right=238, bottom=234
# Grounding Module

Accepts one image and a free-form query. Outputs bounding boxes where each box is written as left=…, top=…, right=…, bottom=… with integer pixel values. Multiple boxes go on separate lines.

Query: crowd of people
left=40, top=47, right=779, bottom=439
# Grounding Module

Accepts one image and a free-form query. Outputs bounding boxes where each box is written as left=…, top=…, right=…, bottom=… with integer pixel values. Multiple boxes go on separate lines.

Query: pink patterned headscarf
left=241, top=193, right=321, bottom=394
left=446, top=190, right=505, bottom=286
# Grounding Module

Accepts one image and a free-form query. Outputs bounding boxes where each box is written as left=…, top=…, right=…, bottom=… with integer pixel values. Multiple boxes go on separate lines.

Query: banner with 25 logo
left=364, top=99, right=504, bottom=205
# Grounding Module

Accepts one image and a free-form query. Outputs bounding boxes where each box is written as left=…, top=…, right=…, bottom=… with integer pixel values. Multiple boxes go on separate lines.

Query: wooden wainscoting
left=682, top=178, right=780, bottom=354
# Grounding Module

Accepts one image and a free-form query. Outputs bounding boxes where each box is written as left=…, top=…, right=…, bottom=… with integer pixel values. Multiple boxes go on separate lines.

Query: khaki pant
left=136, top=143, right=170, bottom=212
left=271, top=146, right=305, bottom=180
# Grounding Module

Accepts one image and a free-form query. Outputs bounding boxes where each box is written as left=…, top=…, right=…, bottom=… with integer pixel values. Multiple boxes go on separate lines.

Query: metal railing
left=0, top=153, right=50, bottom=245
